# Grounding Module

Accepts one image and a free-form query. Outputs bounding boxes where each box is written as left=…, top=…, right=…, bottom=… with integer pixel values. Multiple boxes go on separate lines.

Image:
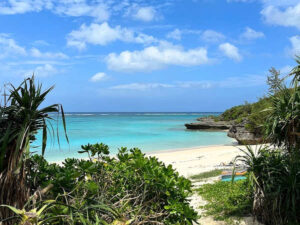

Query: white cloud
left=90, top=72, right=107, bottom=82
left=110, top=83, right=174, bottom=90
left=261, top=3, right=300, bottom=30
left=19, top=63, right=58, bottom=77
left=201, top=30, right=225, bottom=43
left=108, top=75, right=266, bottom=91
left=0, top=34, right=26, bottom=58
left=166, top=29, right=182, bottom=40
left=30, top=48, right=68, bottom=59
left=67, top=22, right=157, bottom=50
left=32, top=40, right=50, bottom=46
left=0, top=0, right=109, bottom=21
left=133, top=6, right=156, bottom=22
left=219, top=43, right=242, bottom=61
left=54, top=2, right=109, bottom=22
left=0, top=0, right=46, bottom=15
left=241, top=27, right=265, bottom=40
left=288, top=35, right=300, bottom=57
left=106, top=43, right=210, bottom=72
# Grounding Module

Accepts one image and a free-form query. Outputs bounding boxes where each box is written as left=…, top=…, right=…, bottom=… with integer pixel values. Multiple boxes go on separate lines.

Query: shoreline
left=49, top=141, right=254, bottom=178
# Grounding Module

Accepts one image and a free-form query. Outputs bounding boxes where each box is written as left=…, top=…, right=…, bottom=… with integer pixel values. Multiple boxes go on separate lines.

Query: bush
left=21, top=144, right=198, bottom=224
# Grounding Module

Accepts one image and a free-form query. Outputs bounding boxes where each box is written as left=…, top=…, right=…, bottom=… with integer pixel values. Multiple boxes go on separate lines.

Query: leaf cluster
left=22, top=144, right=198, bottom=224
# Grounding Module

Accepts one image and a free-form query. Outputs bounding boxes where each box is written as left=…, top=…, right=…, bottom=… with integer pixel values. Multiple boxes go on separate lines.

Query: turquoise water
left=33, top=113, right=235, bottom=162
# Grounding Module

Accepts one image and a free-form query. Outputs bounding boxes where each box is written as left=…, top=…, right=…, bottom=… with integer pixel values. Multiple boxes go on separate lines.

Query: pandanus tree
left=0, top=76, right=67, bottom=222
left=265, top=56, right=300, bottom=150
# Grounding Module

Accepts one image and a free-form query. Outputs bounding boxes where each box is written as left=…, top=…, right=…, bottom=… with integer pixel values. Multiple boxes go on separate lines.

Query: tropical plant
left=235, top=146, right=300, bottom=225
left=266, top=67, right=283, bottom=94
left=0, top=76, right=68, bottom=222
left=23, top=144, right=198, bottom=224
left=265, top=57, right=300, bottom=149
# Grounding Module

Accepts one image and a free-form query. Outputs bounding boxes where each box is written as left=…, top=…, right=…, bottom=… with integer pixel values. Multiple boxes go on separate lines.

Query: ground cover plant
left=197, top=179, right=252, bottom=223
left=189, top=169, right=222, bottom=181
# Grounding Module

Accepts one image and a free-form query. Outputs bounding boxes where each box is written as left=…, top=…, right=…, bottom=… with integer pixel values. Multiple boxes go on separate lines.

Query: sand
left=148, top=144, right=253, bottom=177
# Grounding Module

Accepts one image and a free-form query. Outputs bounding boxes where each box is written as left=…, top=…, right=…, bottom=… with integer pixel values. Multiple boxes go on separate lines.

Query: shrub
left=21, top=144, right=198, bottom=224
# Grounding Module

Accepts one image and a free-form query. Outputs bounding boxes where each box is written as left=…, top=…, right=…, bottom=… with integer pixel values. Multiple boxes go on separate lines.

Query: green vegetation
left=190, top=169, right=222, bottom=181
left=218, top=97, right=272, bottom=134
left=236, top=146, right=300, bottom=225
left=0, top=78, right=198, bottom=224
left=197, top=180, right=252, bottom=223
left=213, top=67, right=288, bottom=135
left=199, top=57, right=300, bottom=225
left=23, top=145, right=198, bottom=224
left=0, top=76, right=67, bottom=220
left=233, top=57, right=300, bottom=225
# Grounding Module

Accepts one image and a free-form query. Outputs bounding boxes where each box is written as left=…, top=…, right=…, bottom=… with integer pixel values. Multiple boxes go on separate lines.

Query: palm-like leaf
left=0, top=76, right=68, bottom=221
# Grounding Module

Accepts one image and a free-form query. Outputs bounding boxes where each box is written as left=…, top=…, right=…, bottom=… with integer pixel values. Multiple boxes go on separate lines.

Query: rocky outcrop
left=185, top=117, right=264, bottom=145
left=227, top=121, right=263, bottom=145
left=185, top=117, right=231, bottom=130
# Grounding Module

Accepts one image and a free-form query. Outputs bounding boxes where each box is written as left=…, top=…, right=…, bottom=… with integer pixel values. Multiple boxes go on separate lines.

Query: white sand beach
left=149, top=144, right=250, bottom=177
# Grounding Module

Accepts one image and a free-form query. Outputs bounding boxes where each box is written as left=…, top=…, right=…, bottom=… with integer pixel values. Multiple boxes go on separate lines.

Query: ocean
left=33, top=112, right=235, bottom=162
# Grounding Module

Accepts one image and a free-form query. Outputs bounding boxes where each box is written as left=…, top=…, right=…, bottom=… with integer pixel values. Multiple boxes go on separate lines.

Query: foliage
left=265, top=60, right=300, bottom=149
left=197, top=179, right=252, bottom=223
left=219, top=97, right=272, bottom=134
left=235, top=146, right=300, bottom=225
left=19, top=143, right=198, bottom=225
left=190, top=169, right=222, bottom=181
left=0, top=76, right=68, bottom=221
left=267, top=67, right=283, bottom=94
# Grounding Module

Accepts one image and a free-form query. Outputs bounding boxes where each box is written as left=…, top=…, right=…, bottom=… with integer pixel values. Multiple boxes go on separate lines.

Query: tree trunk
left=0, top=144, right=29, bottom=224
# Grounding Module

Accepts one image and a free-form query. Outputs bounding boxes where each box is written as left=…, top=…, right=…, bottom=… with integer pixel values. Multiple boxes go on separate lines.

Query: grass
left=197, top=180, right=252, bottom=224
left=190, top=169, right=222, bottom=181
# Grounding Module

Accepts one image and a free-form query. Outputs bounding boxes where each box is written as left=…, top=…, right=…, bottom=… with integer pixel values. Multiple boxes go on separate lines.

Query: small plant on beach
left=197, top=179, right=252, bottom=224
left=190, top=169, right=222, bottom=181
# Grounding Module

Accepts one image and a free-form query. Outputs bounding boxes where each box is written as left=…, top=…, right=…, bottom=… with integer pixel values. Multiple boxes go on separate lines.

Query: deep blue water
left=33, top=112, right=235, bottom=162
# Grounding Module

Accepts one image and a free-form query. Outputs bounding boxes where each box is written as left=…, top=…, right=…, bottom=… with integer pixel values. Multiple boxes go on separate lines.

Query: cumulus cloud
left=219, top=43, right=242, bottom=61
left=201, top=30, right=225, bottom=43
left=241, top=27, right=265, bottom=40
left=67, top=22, right=157, bottom=50
left=133, top=6, right=156, bottom=22
left=90, top=72, right=107, bottom=82
left=261, top=3, right=300, bottom=30
left=106, top=43, right=210, bottom=72
left=30, top=48, right=68, bottom=59
left=0, top=34, right=26, bottom=58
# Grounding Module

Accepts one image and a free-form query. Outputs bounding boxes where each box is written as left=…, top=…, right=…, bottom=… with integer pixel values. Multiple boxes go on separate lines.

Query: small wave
left=65, top=114, right=95, bottom=116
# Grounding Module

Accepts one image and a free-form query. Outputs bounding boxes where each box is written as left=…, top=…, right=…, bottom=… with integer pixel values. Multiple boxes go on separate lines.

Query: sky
left=0, top=0, right=299, bottom=112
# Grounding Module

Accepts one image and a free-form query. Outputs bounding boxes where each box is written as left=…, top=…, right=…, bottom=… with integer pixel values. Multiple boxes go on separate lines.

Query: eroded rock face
left=227, top=122, right=263, bottom=145
left=185, top=117, right=264, bottom=145
left=185, top=117, right=231, bottom=130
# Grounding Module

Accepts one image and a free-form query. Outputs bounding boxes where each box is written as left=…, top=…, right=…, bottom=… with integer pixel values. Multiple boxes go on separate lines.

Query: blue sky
left=0, top=0, right=299, bottom=112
